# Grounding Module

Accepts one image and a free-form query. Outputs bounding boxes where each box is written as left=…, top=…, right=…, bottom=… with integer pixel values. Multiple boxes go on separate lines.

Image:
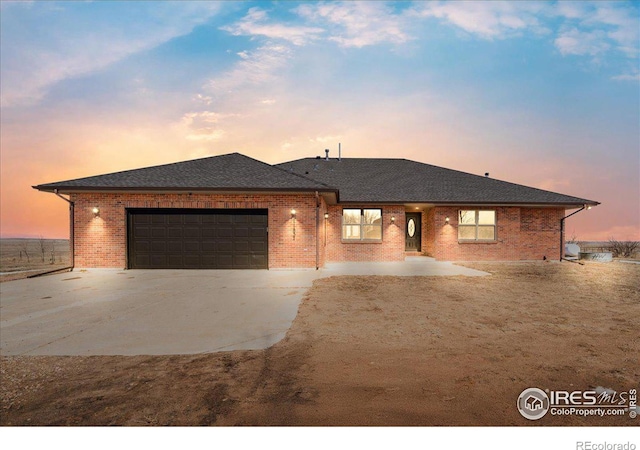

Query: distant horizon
left=2, top=1, right=638, bottom=240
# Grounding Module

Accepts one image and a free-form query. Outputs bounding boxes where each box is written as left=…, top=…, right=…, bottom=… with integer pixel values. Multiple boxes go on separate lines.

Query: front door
left=405, top=213, right=421, bottom=251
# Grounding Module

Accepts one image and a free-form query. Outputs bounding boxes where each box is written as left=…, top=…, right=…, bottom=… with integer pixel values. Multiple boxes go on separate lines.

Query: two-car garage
left=127, top=209, right=268, bottom=269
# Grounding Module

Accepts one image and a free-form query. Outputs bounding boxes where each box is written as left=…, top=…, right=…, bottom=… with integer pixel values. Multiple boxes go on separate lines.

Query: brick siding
left=71, top=193, right=564, bottom=267
left=324, top=205, right=405, bottom=262
left=430, top=206, right=563, bottom=261
left=72, top=192, right=322, bottom=269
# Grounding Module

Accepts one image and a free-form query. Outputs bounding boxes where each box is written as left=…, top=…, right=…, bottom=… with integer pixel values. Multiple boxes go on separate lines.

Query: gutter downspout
left=315, top=191, right=320, bottom=270
left=559, top=206, right=585, bottom=262
left=29, top=190, right=75, bottom=278
left=54, top=189, right=75, bottom=269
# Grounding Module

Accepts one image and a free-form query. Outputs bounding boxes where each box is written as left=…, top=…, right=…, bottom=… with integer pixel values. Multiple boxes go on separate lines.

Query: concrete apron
left=0, top=259, right=488, bottom=356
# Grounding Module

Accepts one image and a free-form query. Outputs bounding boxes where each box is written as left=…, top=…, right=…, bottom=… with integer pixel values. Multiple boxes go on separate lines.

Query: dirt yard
left=1, top=262, right=638, bottom=426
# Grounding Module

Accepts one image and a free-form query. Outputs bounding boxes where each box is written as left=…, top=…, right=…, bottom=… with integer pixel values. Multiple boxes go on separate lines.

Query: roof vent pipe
left=485, top=172, right=490, bottom=177
left=338, top=143, right=341, bottom=161
left=325, top=149, right=329, bottom=161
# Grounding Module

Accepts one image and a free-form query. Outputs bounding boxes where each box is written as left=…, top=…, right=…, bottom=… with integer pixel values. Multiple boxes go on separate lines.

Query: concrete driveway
left=0, top=269, right=322, bottom=356
left=0, top=258, right=487, bottom=356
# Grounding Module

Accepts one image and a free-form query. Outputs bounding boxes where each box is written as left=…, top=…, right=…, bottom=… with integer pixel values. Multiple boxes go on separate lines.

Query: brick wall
left=431, top=206, right=563, bottom=261
left=71, top=193, right=565, bottom=267
left=423, top=208, right=435, bottom=256
left=324, top=205, right=405, bottom=262
left=72, top=192, right=321, bottom=269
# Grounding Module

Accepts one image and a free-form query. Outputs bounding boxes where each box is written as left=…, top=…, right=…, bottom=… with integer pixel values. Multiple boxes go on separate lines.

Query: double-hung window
left=458, top=210, right=496, bottom=241
left=342, top=208, right=382, bottom=241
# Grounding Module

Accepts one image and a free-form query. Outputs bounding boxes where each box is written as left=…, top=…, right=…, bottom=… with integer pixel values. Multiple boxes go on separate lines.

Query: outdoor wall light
left=445, top=217, right=450, bottom=223
left=391, top=216, right=396, bottom=223
left=92, top=207, right=100, bottom=217
left=586, top=205, right=592, bottom=210
left=324, top=213, right=329, bottom=219
left=291, top=209, right=297, bottom=240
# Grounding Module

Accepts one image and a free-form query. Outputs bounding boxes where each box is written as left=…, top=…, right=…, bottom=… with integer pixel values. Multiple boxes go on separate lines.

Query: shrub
left=608, top=238, right=640, bottom=258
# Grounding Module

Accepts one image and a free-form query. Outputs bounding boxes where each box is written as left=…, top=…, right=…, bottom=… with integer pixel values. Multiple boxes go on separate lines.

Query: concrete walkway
left=0, top=258, right=488, bottom=356
left=323, top=256, right=488, bottom=277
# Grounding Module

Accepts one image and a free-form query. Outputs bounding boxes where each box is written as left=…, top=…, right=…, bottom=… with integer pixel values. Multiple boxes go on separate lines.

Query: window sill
left=458, top=240, right=498, bottom=244
left=341, top=239, right=383, bottom=244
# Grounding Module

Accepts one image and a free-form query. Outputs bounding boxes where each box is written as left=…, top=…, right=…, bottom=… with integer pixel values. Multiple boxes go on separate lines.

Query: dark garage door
left=127, top=209, right=268, bottom=269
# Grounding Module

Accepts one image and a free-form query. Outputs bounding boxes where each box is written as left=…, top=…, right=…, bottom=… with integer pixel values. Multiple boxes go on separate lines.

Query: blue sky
left=1, top=1, right=638, bottom=239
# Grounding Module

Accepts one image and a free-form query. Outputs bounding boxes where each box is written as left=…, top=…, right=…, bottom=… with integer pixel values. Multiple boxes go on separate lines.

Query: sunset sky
left=1, top=1, right=638, bottom=240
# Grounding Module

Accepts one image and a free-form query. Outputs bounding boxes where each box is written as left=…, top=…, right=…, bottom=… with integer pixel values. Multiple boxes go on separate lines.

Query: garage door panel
left=252, top=255, right=267, bottom=268
left=234, top=215, right=249, bottom=224
left=184, top=241, right=200, bottom=252
left=134, top=227, right=151, bottom=238
left=234, top=241, right=250, bottom=252
left=201, top=227, right=215, bottom=238
left=234, top=227, right=249, bottom=237
left=151, top=227, right=166, bottom=238
left=183, top=255, right=201, bottom=268
left=167, top=255, right=184, bottom=267
left=135, top=215, right=152, bottom=224
left=134, top=255, right=150, bottom=266
left=128, top=209, right=267, bottom=269
left=184, top=227, right=200, bottom=238
left=234, top=255, right=250, bottom=266
left=150, top=255, right=167, bottom=266
left=250, top=227, right=267, bottom=238
left=167, top=241, right=182, bottom=252
left=134, top=241, right=150, bottom=252
left=201, top=241, right=216, bottom=252
left=250, top=241, right=267, bottom=252
left=217, top=255, right=233, bottom=269
left=151, top=241, right=166, bottom=252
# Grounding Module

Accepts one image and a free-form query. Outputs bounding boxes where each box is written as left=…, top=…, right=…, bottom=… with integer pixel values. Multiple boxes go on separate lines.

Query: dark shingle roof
left=34, top=153, right=334, bottom=193
left=34, top=152, right=598, bottom=206
left=276, top=158, right=598, bottom=206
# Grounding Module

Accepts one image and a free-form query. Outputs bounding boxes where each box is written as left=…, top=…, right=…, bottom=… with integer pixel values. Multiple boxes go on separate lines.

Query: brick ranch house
left=34, top=152, right=598, bottom=269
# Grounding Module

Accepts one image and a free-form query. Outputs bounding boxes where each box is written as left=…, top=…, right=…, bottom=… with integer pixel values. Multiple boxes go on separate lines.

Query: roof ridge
left=268, top=163, right=337, bottom=189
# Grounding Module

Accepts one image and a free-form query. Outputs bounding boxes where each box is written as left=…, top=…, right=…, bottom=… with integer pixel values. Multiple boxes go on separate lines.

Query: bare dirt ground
left=0, top=239, right=70, bottom=282
left=1, top=261, right=638, bottom=426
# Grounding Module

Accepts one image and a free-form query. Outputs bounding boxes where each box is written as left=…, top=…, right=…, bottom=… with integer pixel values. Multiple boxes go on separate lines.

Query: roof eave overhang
left=33, top=185, right=338, bottom=194
left=336, top=200, right=600, bottom=208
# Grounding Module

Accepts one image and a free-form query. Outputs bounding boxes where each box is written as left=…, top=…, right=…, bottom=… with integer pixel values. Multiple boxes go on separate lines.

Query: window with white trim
left=458, top=210, right=496, bottom=241
left=342, top=208, right=382, bottom=241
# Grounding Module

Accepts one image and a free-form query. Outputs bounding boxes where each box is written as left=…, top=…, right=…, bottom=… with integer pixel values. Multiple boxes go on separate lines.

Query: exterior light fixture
left=391, top=216, right=396, bottom=223
left=445, top=217, right=450, bottom=223
left=291, top=209, right=297, bottom=240
left=586, top=205, right=592, bottom=210
left=92, top=207, right=100, bottom=217
left=324, top=213, right=329, bottom=219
